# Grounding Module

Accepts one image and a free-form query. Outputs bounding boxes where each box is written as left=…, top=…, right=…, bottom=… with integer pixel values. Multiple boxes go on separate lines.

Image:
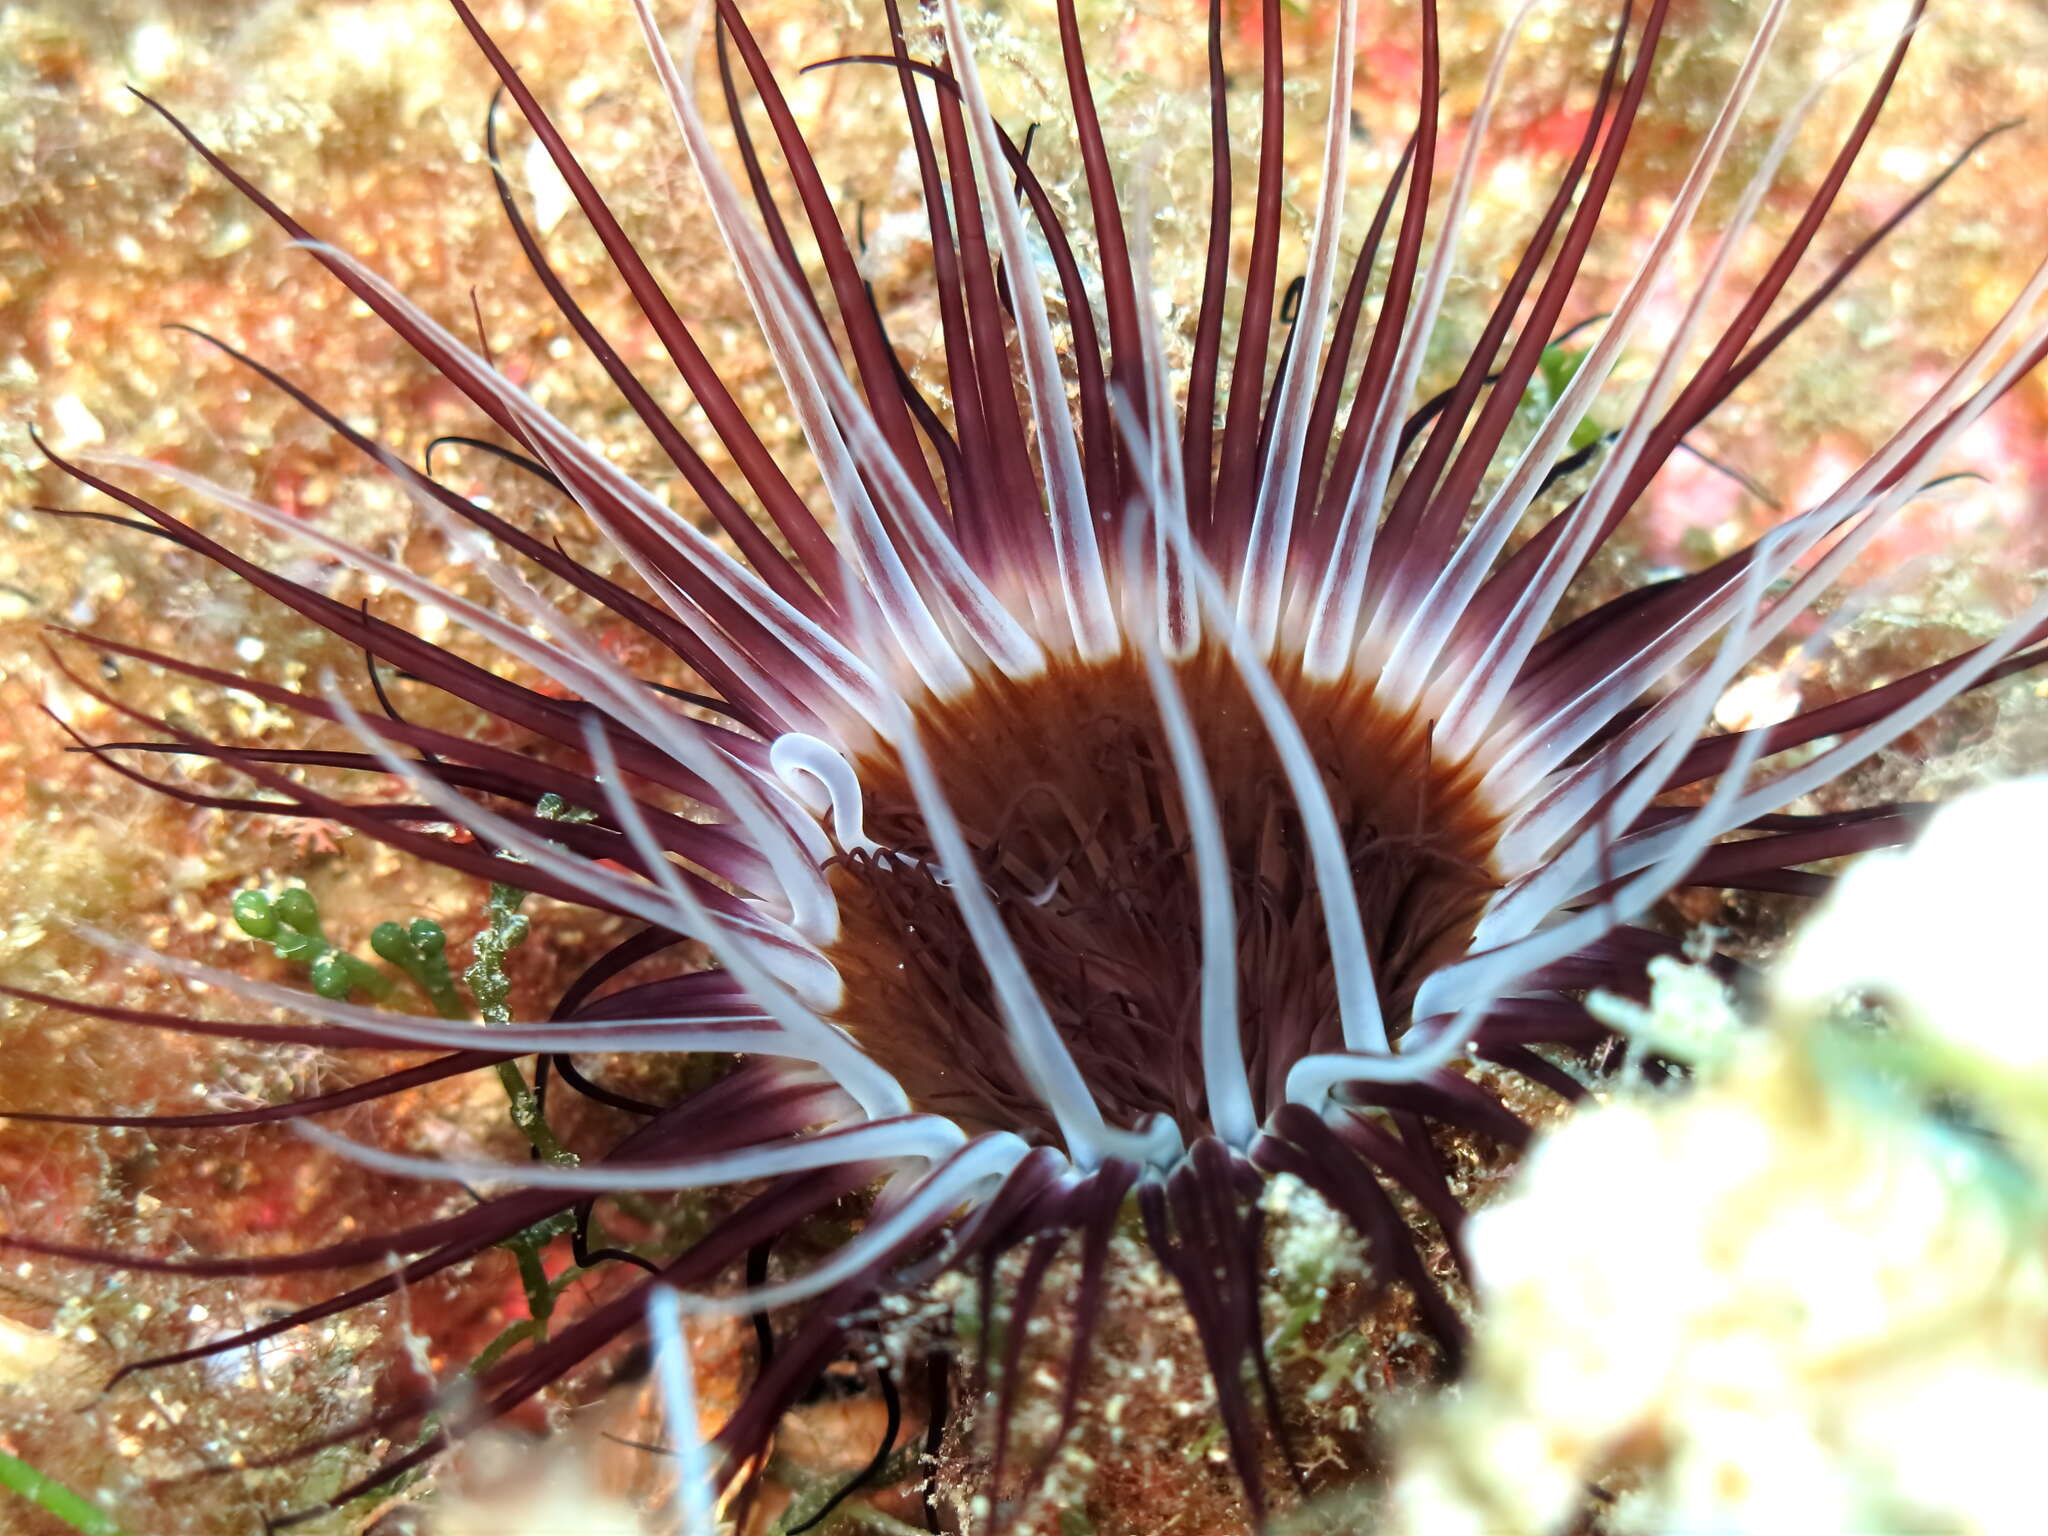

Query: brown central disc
left=822, top=645, right=1506, bottom=1141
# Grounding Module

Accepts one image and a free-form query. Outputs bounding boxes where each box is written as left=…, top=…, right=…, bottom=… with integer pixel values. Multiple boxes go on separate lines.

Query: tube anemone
left=12, top=0, right=2048, bottom=1527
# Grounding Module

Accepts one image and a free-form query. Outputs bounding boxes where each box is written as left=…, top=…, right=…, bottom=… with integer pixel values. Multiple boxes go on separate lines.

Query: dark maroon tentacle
left=866, top=254, right=973, bottom=504
left=201, top=1073, right=834, bottom=1431
left=935, top=1147, right=1074, bottom=1268
left=147, top=328, right=781, bottom=740
left=565, top=975, right=757, bottom=1027
left=1501, top=475, right=1966, bottom=744
left=1258, top=1107, right=1467, bottom=1369
left=1182, top=0, right=1232, bottom=536
left=1324, top=1112, right=1472, bottom=1278
left=1691, top=868, right=1832, bottom=897
left=996, top=133, right=1115, bottom=530
left=480, top=99, right=826, bottom=619
left=1295, top=134, right=1417, bottom=530
left=986, top=1227, right=1065, bottom=1500
left=109, top=1240, right=541, bottom=1395
left=1666, top=636, right=2048, bottom=791
left=38, top=451, right=709, bottom=788
left=1469, top=996, right=1612, bottom=1053
left=709, top=1191, right=966, bottom=1489
left=1196, top=1139, right=1305, bottom=1499
left=107, top=1195, right=573, bottom=1387
left=1589, top=603, right=2047, bottom=857
left=76, top=736, right=563, bottom=829
left=1536, top=803, right=1920, bottom=902
left=1615, top=798, right=1936, bottom=843
left=1393, top=311, right=1609, bottom=465
left=40, top=641, right=776, bottom=924
left=1052, top=0, right=1144, bottom=490
left=3, top=1184, right=562, bottom=1286
left=1314, top=0, right=1442, bottom=540
left=79, top=732, right=695, bottom=924
left=1255, top=276, right=1309, bottom=475
left=424, top=431, right=561, bottom=489
left=1677, top=812, right=1923, bottom=885
left=1211, top=0, right=1288, bottom=553
left=800, top=50, right=1116, bottom=535
left=50, top=721, right=446, bottom=832
left=128, top=98, right=846, bottom=724
left=715, top=16, right=817, bottom=308
left=1010, top=1162, right=1134, bottom=1509
left=547, top=1055, right=666, bottom=1117
left=1520, top=573, right=1684, bottom=680
left=1375, top=2, right=1630, bottom=575
left=551, top=930, right=702, bottom=1023
left=1139, top=1162, right=1270, bottom=1524
left=445, top=1, right=851, bottom=608
left=1472, top=1043, right=1588, bottom=1103
left=1485, top=98, right=2014, bottom=628
left=1519, top=923, right=1752, bottom=999
left=66, top=602, right=745, bottom=806
left=1605, top=1, right=1933, bottom=519
left=0, top=984, right=403, bottom=1052
left=55, top=1084, right=846, bottom=1397
left=712, top=0, right=946, bottom=514
left=60, top=732, right=763, bottom=897
left=38, top=477, right=771, bottom=814
left=270, top=1162, right=876, bottom=1527
left=1652, top=117, right=2018, bottom=453
left=866, top=9, right=1002, bottom=573
left=1745, top=805, right=1924, bottom=832
left=68, top=606, right=761, bottom=823
left=1374, top=0, right=1665, bottom=605
left=1512, top=471, right=1946, bottom=709
left=1329, top=1068, right=1534, bottom=1149
left=928, top=61, right=1062, bottom=608
left=2, top=1050, right=809, bottom=1297
left=0, top=1050, right=502, bottom=1131
left=46, top=621, right=734, bottom=821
